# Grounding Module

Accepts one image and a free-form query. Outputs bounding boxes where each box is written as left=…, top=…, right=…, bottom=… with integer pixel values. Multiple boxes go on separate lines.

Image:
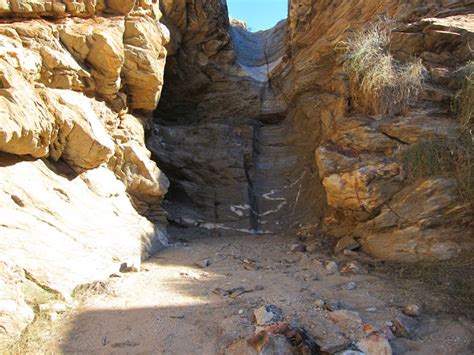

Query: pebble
left=344, top=282, right=357, bottom=290
left=357, top=334, right=392, bottom=355
left=341, top=262, right=361, bottom=274
left=393, top=315, right=419, bottom=338
left=403, top=304, right=421, bottom=317
left=314, top=299, right=325, bottom=308
left=199, top=259, right=211, bottom=268
left=334, top=236, right=360, bottom=254
left=325, top=261, right=339, bottom=274
left=254, top=304, right=283, bottom=326
left=120, top=262, right=140, bottom=273
left=290, top=243, right=306, bottom=252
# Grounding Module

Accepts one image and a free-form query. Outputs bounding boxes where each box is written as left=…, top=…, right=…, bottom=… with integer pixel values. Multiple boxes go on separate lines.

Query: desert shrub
left=402, top=132, right=474, bottom=201
left=343, top=20, right=425, bottom=115
left=452, top=61, right=474, bottom=126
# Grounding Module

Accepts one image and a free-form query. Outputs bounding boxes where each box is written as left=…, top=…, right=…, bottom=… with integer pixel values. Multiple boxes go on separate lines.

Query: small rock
left=199, top=259, right=211, bottom=268
left=306, top=241, right=320, bottom=253
left=328, top=310, right=363, bottom=333
left=254, top=285, right=264, bottom=291
left=344, top=282, right=357, bottom=290
left=47, top=312, right=59, bottom=321
left=290, top=243, right=306, bottom=252
left=393, top=315, right=418, bottom=338
left=120, top=262, right=140, bottom=273
left=38, top=302, right=68, bottom=314
left=336, top=351, right=364, bottom=355
left=357, top=334, right=392, bottom=355
left=366, top=307, right=377, bottom=312
left=343, top=249, right=359, bottom=257
left=335, top=236, right=360, bottom=254
left=403, top=304, right=421, bottom=317
left=341, top=262, right=361, bottom=274
left=254, top=304, right=283, bottom=326
left=319, top=337, right=352, bottom=354
left=325, top=261, right=339, bottom=274
left=314, top=299, right=325, bottom=308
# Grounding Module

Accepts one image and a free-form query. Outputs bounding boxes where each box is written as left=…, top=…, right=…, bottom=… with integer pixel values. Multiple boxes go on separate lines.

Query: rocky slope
left=0, top=0, right=473, bottom=347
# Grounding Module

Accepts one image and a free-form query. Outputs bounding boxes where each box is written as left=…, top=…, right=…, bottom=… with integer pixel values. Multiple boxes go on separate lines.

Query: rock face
left=151, top=0, right=473, bottom=259
left=0, top=0, right=170, bottom=343
left=150, top=1, right=325, bottom=234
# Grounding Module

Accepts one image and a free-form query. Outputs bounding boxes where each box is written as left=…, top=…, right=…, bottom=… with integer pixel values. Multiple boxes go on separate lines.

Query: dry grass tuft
left=372, top=250, right=474, bottom=319
left=402, top=132, right=474, bottom=201
left=343, top=20, right=425, bottom=115
left=452, top=61, right=474, bottom=127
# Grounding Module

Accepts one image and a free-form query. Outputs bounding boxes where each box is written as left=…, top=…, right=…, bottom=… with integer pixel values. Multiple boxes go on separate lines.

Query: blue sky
left=227, top=0, right=288, bottom=32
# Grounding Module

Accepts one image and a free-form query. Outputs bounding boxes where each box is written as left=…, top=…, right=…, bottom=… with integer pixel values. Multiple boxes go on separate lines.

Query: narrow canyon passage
left=149, top=17, right=325, bottom=236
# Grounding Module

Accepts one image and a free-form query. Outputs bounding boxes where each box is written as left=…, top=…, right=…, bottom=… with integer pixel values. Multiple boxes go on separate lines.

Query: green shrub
left=343, top=21, right=425, bottom=115
left=402, top=132, right=474, bottom=201
left=452, top=61, right=474, bottom=126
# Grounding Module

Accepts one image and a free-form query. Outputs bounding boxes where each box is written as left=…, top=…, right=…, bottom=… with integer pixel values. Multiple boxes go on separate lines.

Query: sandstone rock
left=59, top=18, right=125, bottom=103
left=381, top=111, right=459, bottom=144
left=335, top=236, right=360, bottom=254
left=393, top=315, right=419, bottom=338
left=322, top=161, right=403, bottom=213
left=123, top=14, right=168, bottom=111
left=0, top=156, right=167, bottom=298
left=359, top=178, right=473, bottom=261
left=403, top=304, right=422, bottom=317
left=43, top=89, right=115, bottom=170
left=111, top=114, right=169, bottom=200
left=0, top=260, right=34, bottom=346
left=254, top=305, right=283, bottom=326
left=325, top=261, right=339, bottom=275
left=328, top=310, right=363, bottom=337
left=357, top=334, right=392, bottom=355
left=106, top=0, right=135, bottom=15
left=0, top=58, right=54, bottom=158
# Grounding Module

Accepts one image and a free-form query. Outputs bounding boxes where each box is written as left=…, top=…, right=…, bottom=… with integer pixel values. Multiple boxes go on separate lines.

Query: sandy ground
left=11, top=232, right=474, bottom=354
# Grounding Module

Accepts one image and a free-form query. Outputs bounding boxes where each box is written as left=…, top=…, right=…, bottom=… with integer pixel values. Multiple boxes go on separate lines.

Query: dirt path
left=13, top=233, right=474, bottom=354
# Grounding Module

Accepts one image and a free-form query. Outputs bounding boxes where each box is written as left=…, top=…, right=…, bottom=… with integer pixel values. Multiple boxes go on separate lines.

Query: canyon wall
left=152, top=0, right=473, bottom=259
left=0, top=0, right=170, bottom=344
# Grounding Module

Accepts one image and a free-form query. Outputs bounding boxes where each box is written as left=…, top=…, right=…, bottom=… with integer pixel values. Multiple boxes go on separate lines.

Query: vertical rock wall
left=0, top=0, right=171, bottom=344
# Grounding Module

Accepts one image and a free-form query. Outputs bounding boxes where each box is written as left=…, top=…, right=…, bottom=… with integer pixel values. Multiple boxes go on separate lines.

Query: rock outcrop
left=0, top=1, right=170, bottom=344
left=151, top=0, right=473, bottom=260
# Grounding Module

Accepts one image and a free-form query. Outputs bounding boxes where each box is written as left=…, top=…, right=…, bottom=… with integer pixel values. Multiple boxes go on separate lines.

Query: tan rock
left=359, top=178, right=473, bottom=261
left=0, top=155, right=167, bottom=298
left=106, top=0, right=135, bottom=15
left=322, top=162, right=402, bottom=212
left=123, top=14, right=168, bottom=111
left=0, top=59, right=54, bottom=158
left=41, top=89, right=115, bottom=170
left=357, top=334, right=392, bottom=355
left=109, top=114, right=169, bottom=199
left=0, top=260, right=34, bottom=347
